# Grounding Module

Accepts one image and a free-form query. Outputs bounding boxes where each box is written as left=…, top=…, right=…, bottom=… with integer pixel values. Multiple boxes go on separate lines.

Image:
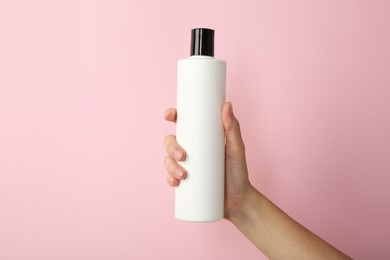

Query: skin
left=163, top=102, right=351, bottom=259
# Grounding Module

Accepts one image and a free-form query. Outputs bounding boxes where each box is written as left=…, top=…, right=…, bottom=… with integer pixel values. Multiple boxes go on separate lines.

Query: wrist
left=226, top=185, right=264, bottom=225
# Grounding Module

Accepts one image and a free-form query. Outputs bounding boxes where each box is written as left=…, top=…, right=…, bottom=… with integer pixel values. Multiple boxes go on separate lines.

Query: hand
left=163, top=102, right=253, bottom=219
left=163, top=103, right=351, bottom=259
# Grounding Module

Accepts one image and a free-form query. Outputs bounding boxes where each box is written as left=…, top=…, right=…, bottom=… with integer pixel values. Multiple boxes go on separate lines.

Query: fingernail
left=169, top=176, right=175, bottom=185
left=164, top=110, right=170, bottom=118
left=175, top=150, right=183, bottom=160
left=175, top=169, right=183, bottom=178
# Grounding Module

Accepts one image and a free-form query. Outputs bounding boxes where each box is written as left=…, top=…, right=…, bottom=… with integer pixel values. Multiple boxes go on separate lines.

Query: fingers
left=164, top=155, right=187, bottom=186
left=222, top=102, right=246, bottom=157
left=164, top=108, right=186, bottom=187
left=163, top=134, right=186, bottom=161
left=166, top=174, right=180, bottom=187
left=164, top=156, right=187, bottom=179
left=164, top=108, right=177, bottom=123
left=163, top=131, right=186, bottom=187
left=163, top=108, right=184, bottom=160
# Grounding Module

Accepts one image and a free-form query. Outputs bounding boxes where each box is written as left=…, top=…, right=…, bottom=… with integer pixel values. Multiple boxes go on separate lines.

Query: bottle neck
left=189, top=55, right=214, bottom=59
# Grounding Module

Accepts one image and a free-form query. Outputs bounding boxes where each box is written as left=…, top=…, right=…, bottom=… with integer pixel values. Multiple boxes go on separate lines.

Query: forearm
left=227, top=186, right=351, bottom=260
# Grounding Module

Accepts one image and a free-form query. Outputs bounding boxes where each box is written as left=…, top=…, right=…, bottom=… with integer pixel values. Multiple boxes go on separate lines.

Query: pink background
left=1, top=0, right=389, bottom=259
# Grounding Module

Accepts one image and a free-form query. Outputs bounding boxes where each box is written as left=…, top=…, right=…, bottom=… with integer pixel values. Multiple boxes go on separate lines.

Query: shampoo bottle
left=175, top=28, right=226, bottom=222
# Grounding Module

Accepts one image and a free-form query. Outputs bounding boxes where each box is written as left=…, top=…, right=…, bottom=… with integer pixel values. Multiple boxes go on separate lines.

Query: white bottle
left=175, top=28, right=226, bottom=222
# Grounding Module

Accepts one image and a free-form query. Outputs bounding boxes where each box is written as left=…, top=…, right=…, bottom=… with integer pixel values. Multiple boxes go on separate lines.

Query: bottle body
left=175, top=56, right=226, bottom=222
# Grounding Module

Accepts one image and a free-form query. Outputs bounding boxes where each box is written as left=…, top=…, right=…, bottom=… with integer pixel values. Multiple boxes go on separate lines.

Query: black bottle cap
left=190, top=28, right=214, bottom=57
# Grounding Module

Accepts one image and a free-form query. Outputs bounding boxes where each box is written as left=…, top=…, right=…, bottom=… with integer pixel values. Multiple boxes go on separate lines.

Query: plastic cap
left=190, top=28, right=214, bottom=57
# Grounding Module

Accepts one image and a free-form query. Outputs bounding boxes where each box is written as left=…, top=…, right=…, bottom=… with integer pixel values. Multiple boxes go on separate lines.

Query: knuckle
left=163, top=135, right=170, bottom=146
left=164, top=156, right=177, bottom=172
left=163, top=134, right=176, bottom=148
left=163, top=155, right=171, bottom=166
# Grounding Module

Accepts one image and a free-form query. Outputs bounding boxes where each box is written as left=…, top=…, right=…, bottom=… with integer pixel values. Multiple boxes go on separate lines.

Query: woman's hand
left=163, top=102, right=350, bottom=259
left=163, top=102, right=253, bottom=219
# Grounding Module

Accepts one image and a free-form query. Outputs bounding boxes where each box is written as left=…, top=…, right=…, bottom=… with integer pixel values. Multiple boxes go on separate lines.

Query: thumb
left=222, top=102, right=245, bottom=158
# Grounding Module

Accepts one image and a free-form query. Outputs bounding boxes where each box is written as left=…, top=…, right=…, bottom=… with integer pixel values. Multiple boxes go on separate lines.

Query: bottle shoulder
left=178, top=56, right=226, bottom=65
